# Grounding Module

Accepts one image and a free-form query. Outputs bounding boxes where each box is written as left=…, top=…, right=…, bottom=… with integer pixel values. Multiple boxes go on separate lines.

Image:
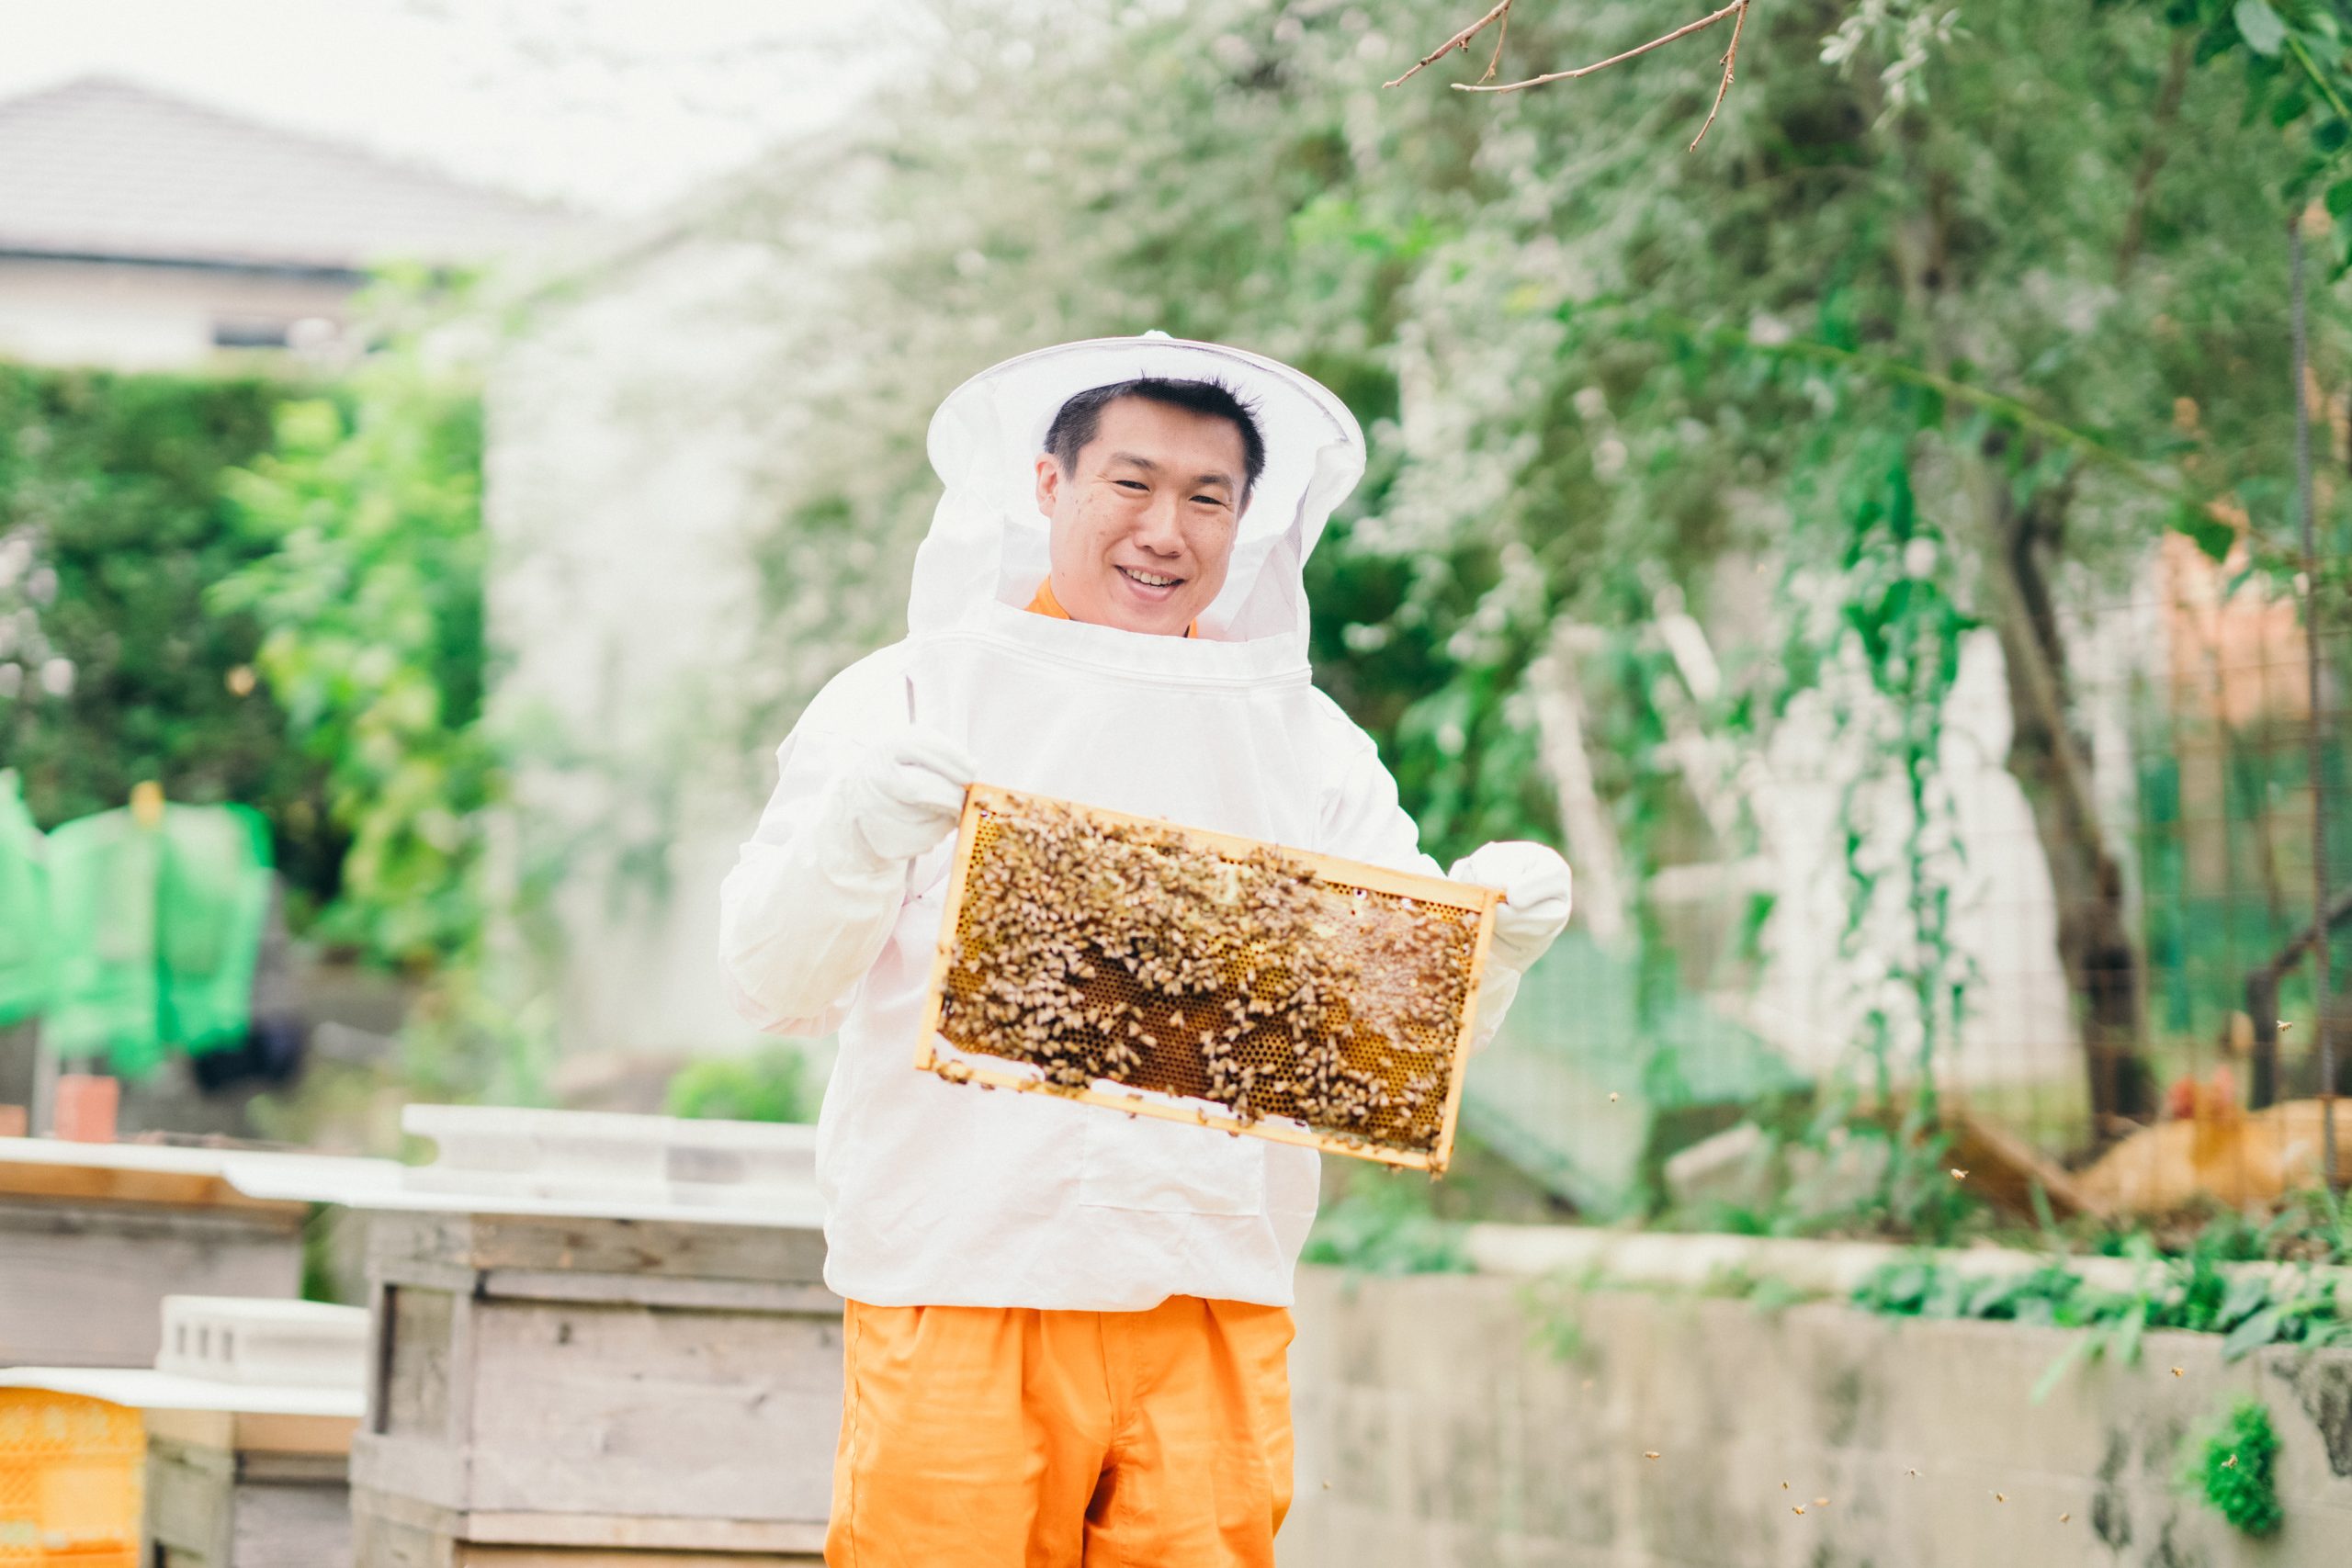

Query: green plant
left=2185, top=1397, right=2285, bottom=1536
left=665, top=1045, right=815, bottom=1124
left=1301, top=1169, right=1472, bottom=1275
left=1849, top=1240, right=2352, bottom=1403
left=0, top=364, right=340, bottom=888
left=210, top=335, right=491, bottom=972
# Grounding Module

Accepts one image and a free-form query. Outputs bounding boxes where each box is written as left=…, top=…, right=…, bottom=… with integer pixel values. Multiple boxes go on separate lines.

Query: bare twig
left=1687, top=0, right=1748, bottom=150
left=1385, top=0, right=1514, bottom=90
left=1458, top=2, right=1747, bottom=96
left=1484, top=2, right=1513, bottom=82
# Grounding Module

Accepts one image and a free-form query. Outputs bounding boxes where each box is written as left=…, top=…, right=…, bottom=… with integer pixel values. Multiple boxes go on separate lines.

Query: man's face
left=1035, top=396, right=1250, bottom=637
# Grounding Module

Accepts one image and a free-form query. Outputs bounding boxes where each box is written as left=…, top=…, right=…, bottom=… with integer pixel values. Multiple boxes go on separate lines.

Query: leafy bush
left=2186, top=1398, right=2283, bottom=1538
left=210, top=338, right=490, bottom=969
left=665, top=1044, right=814, bottom=1124
left=1302, top=1169, right=1471, bottom=1275
left=1851, top=1235, right=2352, bottom=1402
left=0, top=364, right=341, bottom=891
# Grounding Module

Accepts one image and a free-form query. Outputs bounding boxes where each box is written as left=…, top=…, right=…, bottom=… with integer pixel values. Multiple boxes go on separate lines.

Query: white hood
left=912, top=333, right=1367, bottom=649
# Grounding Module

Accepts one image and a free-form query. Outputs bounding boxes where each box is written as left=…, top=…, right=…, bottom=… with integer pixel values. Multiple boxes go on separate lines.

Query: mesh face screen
left=932, top=792, right=1484, bottom=1157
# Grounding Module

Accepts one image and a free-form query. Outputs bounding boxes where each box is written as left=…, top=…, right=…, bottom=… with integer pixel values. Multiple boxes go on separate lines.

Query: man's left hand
left=1448, top=840, right=1573, bottom=971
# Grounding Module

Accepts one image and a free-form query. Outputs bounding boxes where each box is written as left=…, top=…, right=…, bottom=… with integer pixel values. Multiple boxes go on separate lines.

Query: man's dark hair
left=1043, top=377, right=1266, bottom=497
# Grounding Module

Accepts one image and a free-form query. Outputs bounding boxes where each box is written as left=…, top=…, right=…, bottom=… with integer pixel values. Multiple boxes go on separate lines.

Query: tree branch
left=1384, top=1, right=1514, bottom=90
left=1455, top=3, right=1745, bottom=96
left=1687, top=0, right=1748, bottom=150
left=1395, top=0, right=1752, bottom=148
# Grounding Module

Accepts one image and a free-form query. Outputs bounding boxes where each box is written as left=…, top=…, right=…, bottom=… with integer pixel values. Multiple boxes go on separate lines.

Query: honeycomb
left=927, top=788, right=1489, bottom=1162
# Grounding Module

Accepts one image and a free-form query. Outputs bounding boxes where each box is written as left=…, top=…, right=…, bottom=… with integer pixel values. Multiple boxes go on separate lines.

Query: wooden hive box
left=348, top=1108, right=837, bottom=1568
left=144, top=1297, right=369, bottom=1568
left=0, top=1141, right=313, bottom=1369
left=0, top=1294, right=368, bottom=1568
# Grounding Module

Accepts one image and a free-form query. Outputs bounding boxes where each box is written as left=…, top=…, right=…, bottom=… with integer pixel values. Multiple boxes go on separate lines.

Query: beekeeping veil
left=899, top=333, right=1367, bottom=850
left=910, top=333, right=1365, bottom=650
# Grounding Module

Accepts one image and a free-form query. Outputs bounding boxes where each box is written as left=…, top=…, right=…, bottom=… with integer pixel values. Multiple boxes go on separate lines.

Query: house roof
left=0, top=75, right=587, bottom=275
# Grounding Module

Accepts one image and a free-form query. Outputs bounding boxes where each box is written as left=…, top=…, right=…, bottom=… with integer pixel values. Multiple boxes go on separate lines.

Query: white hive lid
left=0, top=1294, right=368, bottom=1416
left=398, top=1105, right=820, bottom=1212
left=153, top=1296, right=369, bottom=1390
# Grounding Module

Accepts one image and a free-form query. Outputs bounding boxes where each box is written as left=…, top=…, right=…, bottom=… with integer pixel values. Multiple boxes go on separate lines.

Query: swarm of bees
left=935, top=799, right=1478, bottom=1154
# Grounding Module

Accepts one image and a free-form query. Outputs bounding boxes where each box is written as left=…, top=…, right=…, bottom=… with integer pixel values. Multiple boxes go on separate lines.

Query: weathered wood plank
left=149, top=1428, right=356, bottom=1568
left=380, top=1286, right=455, bottom=1439
left=463, top=1513, right=828, bottom=1552
left=0, top=1199, right=301, bottom=1366
left=149, top=1439, right=235, bottom=1564
left=229, top=1479, right=353, bottom=1568
left=474, top=1271, right=840, bottom=1315
left=372, top=1212, right=825, bottom=1285
left=0, top=1159, right=308, bottom=1215
left=352, top=1431, right=470, bottom=1513
left=355, top=1490, right=457, bottom=1568
left=145, top=1406, right=361, bottom=1461
left=461, top=1300, right=840, bottom=1522
left=358, top=1486, right=829, bottom=1559
left=460, top=1551, right=822, bottom=1567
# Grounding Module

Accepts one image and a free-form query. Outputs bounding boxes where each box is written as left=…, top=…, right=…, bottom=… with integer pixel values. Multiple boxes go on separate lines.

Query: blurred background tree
left=720, top=0, right=2332, bottom=1145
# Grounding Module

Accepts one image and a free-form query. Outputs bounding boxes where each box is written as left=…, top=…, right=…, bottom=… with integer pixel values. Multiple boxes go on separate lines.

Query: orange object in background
left=0, top=1108, right=24, bottom=1139
left=2080, top=1066, right=2350, bottom=1213
left=0, top=1390, right=142, bottom=1567
left=49, top=1079, right=116, bottom=1145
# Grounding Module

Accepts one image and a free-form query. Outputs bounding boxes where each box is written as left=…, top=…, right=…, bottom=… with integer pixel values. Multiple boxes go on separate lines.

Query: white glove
left=1449, top=840, right=1573, bottom=972
left=836, top=729, right=977, bottom=864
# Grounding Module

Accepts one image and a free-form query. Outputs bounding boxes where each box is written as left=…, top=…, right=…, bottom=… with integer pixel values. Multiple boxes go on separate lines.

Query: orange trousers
left=825, top=1295, right=1295, bottom=1567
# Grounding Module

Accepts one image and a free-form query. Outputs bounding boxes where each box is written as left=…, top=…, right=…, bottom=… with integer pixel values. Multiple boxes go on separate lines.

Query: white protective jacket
left=718, top=335, right=1532, bottom=1311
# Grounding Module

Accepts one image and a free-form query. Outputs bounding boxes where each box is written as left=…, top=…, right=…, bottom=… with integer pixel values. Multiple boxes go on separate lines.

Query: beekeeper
left=718, top=335, right=1571, bottom=1567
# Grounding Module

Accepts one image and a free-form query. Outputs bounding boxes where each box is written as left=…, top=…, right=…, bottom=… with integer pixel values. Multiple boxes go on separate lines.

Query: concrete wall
left=1283, top=1266, right=2352, bottom=1567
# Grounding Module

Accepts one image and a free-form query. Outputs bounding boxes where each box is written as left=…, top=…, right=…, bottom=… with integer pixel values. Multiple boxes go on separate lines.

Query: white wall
left=484, top=233, right=808, bottom=1062
left=0, top=255, right=350, bottom=369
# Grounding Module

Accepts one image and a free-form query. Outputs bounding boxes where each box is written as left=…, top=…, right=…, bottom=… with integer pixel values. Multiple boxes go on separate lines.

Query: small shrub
left=2185, top=1398, right=2283, bottom=1537
left=665, top=1045, right=813, bottom=1123
left=1302, top=1169, right=1470, bottom=1275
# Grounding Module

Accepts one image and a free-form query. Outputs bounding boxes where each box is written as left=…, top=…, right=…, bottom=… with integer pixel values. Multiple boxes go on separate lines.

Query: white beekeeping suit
left=718, top=334, right=1567, bottom=1311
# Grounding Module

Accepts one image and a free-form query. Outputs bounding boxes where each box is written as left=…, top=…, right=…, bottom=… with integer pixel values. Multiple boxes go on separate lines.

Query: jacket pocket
left=1078, top=1103, right=1267, bottom=1217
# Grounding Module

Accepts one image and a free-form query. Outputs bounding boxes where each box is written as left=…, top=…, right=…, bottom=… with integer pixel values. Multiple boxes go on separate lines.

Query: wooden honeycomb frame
left=914, top=784, right=1498, bottom=1172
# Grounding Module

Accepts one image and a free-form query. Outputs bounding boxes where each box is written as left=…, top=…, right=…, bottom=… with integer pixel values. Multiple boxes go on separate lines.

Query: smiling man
left=718, top=338, right=1571, bottom=1567
left=1026, top=378, right=1262, bottom=636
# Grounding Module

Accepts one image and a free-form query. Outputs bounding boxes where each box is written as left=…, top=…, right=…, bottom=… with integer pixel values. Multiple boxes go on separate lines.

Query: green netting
left=157, top=804, right=273, bottom=1054
left=1459, top=932, right=1810, bottom=1219
left=42, top=803, right=271, bottom=1077
left=0, top=772, right=46, bottom=1026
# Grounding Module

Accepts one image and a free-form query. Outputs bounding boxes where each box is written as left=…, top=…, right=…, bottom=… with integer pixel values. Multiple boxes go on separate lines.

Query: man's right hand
left=840, top=730, right=978, bottom=863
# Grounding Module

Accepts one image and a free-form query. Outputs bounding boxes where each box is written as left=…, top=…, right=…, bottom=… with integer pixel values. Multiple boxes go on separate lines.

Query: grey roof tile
left=0, top=75, right=590, bottom=271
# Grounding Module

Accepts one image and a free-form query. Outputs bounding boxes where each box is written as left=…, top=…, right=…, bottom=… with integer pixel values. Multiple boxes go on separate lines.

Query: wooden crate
left=0, top=1145, right=306, bottom=1368
left=917, top=784, right=1499, bottom=1172
left=146, top=1407, right=357, bottom=1568
left=0, top=1294, right=369, bottom=1568
left=350, top=1208, right=839, bottom=1568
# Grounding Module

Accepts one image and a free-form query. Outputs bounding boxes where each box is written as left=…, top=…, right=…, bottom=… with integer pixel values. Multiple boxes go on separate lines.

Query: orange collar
left=1024, top=578, right=1195, bottom=637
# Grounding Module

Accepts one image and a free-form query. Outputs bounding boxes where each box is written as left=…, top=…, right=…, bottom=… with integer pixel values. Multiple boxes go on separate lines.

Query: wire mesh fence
left=1465, top=534, right=2350, bottom=1221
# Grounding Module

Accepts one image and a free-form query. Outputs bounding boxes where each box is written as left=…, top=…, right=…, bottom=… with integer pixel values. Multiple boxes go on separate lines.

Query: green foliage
left=2115, top=0, right=2352, bottom=272
left=665, top=1044, right=815, bottom=1124
left=2185, top=1396, right=2285, bottom=1536
left=0, top=364, right=340, bottom=888
left=1850, top=1235, right=2352, bottom=1402
left=735, top=3, right=2325, bottom=1122
left=209, top=333, right=492, bottom=970
left=1300, top=1168, right=1472, bottom=1275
